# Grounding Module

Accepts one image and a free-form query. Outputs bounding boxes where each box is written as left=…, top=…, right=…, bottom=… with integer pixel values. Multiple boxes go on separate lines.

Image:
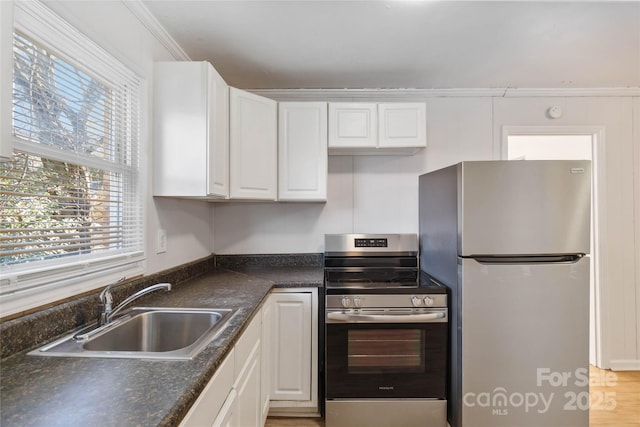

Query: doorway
left=501, top=127, right=604, bottom=367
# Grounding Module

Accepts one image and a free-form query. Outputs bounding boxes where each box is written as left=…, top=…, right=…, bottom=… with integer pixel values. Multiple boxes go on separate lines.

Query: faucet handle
left=99, top=277, right=125, bottom=300
left=97, top=277, right=125, bottom=327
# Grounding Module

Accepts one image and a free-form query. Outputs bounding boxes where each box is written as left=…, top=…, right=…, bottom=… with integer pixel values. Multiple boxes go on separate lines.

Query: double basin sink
left=29, top=307, right=236, bottom=360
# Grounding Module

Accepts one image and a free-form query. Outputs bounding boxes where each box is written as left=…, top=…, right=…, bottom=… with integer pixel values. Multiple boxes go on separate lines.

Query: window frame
left=0, top=1, right=145, bottom=318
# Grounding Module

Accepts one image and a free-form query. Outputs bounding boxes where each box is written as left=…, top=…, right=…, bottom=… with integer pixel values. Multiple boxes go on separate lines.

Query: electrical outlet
left=157, top=229, right=167, bottom=254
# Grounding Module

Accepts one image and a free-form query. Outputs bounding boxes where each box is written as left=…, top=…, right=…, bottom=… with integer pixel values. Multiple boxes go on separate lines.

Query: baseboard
left=268, top=406, right=320, bottom=418
left=609, top=359, right=640, bottom=370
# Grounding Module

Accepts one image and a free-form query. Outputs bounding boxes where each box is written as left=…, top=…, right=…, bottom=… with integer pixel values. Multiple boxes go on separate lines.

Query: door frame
left=500, top=125, right=607, bottom=368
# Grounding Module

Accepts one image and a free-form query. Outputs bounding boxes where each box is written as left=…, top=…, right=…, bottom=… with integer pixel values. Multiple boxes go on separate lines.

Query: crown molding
left=250, top=87, right=640, bottom=102
left=503, top=87, right=640, bottom=97
left=122, top=0, right=190, bottom=61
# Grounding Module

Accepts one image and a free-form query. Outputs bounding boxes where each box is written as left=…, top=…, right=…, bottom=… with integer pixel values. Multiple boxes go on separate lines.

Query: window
left=0, top=1, right=143, bottom=316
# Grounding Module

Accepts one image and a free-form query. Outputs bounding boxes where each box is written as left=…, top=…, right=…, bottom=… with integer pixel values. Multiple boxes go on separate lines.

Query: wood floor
left=265, top=366, right=640, bottom=427
left=589, top=365, right=640, bottom=427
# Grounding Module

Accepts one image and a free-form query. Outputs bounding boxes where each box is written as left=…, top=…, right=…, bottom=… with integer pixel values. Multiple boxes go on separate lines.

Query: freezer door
left=459, top=160, right=591, bottom=256
left=452, top=257, right=590, bottom=427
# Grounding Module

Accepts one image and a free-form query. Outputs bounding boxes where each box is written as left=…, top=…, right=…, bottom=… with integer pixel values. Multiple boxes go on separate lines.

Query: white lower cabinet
left=180, top=288, right=319, bottom=426
left=268, top=289, right=319, bottom=416
left=234, top=310, right=263, bottom=427
left=235, top=341, right=261, bottom=426
left=212, top=389, right=237, bottom=427
left=179, top=348, right=235, bottom=427
left=260, top=296, right=273, bottom=425
left=180, top=307, right=264, bottom=427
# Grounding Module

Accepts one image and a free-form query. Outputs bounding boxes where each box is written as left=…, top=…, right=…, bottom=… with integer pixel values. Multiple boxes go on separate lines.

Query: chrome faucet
left=97, top=278, right=172, bottom=327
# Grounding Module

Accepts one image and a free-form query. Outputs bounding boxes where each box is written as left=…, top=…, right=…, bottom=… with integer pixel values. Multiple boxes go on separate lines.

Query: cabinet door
left=261, top=297, right=273, bottom=425
left=154, top=61, right=229, bottom=198
left=278, top=102, right=328, bottom=201
left=179, top=348, right=235, bottom=427
left=235, top=341, right=262, bottom=427
left=271, top=292, right=312, bottom=401
left=328, top=103, right=377, bottom=148
left=207, top=66, right=229, bottom=197
left=212, top=389, right=237, bottom=427
left=229, top=88, right=277, bottom=200
left=378, top=103, right=427, bottom=148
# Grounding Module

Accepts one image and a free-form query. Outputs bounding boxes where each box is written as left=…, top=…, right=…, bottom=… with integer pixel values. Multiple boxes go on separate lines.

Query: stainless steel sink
left=29, top=307, right=236, bottom=360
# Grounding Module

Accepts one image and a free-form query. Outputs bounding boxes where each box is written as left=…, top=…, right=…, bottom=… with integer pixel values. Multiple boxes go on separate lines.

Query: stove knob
left=341, top=297, right=352, bottom=308
left=423, top=296, right=434, bottom=306
left=411, top=296, right=422, bottom=307
left=353, top=297, right=362, bottom=308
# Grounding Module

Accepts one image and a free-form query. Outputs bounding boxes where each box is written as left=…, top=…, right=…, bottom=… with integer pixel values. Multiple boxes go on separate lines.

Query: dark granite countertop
left=0, top=266, right=323, bottom=427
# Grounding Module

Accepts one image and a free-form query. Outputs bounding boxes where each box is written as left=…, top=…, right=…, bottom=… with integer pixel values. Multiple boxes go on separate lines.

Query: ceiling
left=142, top=1, right=640, bottom=90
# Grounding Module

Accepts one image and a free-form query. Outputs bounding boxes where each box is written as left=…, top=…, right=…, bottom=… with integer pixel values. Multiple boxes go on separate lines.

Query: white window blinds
left=0, top=1, right=143, bottom=310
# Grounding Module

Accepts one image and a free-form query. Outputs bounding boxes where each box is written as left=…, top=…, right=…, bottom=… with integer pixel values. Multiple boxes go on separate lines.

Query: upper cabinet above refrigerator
left=328, top=102, right=426, bottom=155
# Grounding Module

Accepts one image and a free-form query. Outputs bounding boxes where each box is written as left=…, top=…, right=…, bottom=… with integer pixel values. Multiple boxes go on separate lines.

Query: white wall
left=43, top=1, right=215, bottom=275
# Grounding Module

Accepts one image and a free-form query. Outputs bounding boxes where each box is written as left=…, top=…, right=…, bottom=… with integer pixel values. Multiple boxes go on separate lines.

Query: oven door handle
left=326, top=311, right=446, bottom=323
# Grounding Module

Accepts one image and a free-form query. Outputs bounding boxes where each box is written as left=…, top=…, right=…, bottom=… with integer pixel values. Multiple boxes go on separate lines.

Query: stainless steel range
left=324, top=234, right=448, bottom=427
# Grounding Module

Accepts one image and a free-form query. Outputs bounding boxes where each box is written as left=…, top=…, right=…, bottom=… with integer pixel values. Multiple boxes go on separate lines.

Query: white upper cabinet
left=328, top=102, right=427, bottom=155
left=378, top=103, right=427, bottom=149
left=154, top=61, right=229, bottom=198
left=278, top=102, right=328, bottom=201
left=328, top=103, right=377, bottom=149
left=230, top=88, right=278, bottom=200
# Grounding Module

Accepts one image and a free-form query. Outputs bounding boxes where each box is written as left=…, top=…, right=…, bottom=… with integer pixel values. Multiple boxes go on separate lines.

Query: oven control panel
left=328, top=294, right=447, bottom=309
left=354, top=238, right=387, bottom=248
left=325, top=233, right=418, bottom=255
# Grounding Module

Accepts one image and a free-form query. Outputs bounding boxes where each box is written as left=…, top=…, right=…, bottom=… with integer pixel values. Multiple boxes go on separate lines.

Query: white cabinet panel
left=328, top=102, right=426, bottom=155
left=179, top=348, right=235, bottom=427
left=235, top=338, right=262, bottom=427
left=378, top=103, right=426, bottom=148
left=234, top=310, right=262, bottom=426
left=260, top=296, right=273, bottom=425
left=154, top=61, right=229, bottom=198
left=212, top=389, right=237, bottom=427
left=328, top=103, right=377, bottom=148
left=208, top=67, right=230, bottom=197
left=181, top=307, right=267, bottom=427
left=230, top=88, right=277, bottom=200
left=278, top=102, right=328, bottom=201
left=270, top=292, right=312, bottom=401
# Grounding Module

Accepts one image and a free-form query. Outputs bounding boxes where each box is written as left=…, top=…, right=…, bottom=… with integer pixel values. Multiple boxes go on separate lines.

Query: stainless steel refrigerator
left=419, top=160, right=591, bottom=427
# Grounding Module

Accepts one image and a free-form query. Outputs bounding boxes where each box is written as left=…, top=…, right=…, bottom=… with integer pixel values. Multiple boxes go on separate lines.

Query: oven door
left=325, top=308, right=447, bottom=399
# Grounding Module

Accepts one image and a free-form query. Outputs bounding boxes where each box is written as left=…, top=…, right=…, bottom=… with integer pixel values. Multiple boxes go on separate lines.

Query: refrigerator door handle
left=468, top=254, right=584, bottom=264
